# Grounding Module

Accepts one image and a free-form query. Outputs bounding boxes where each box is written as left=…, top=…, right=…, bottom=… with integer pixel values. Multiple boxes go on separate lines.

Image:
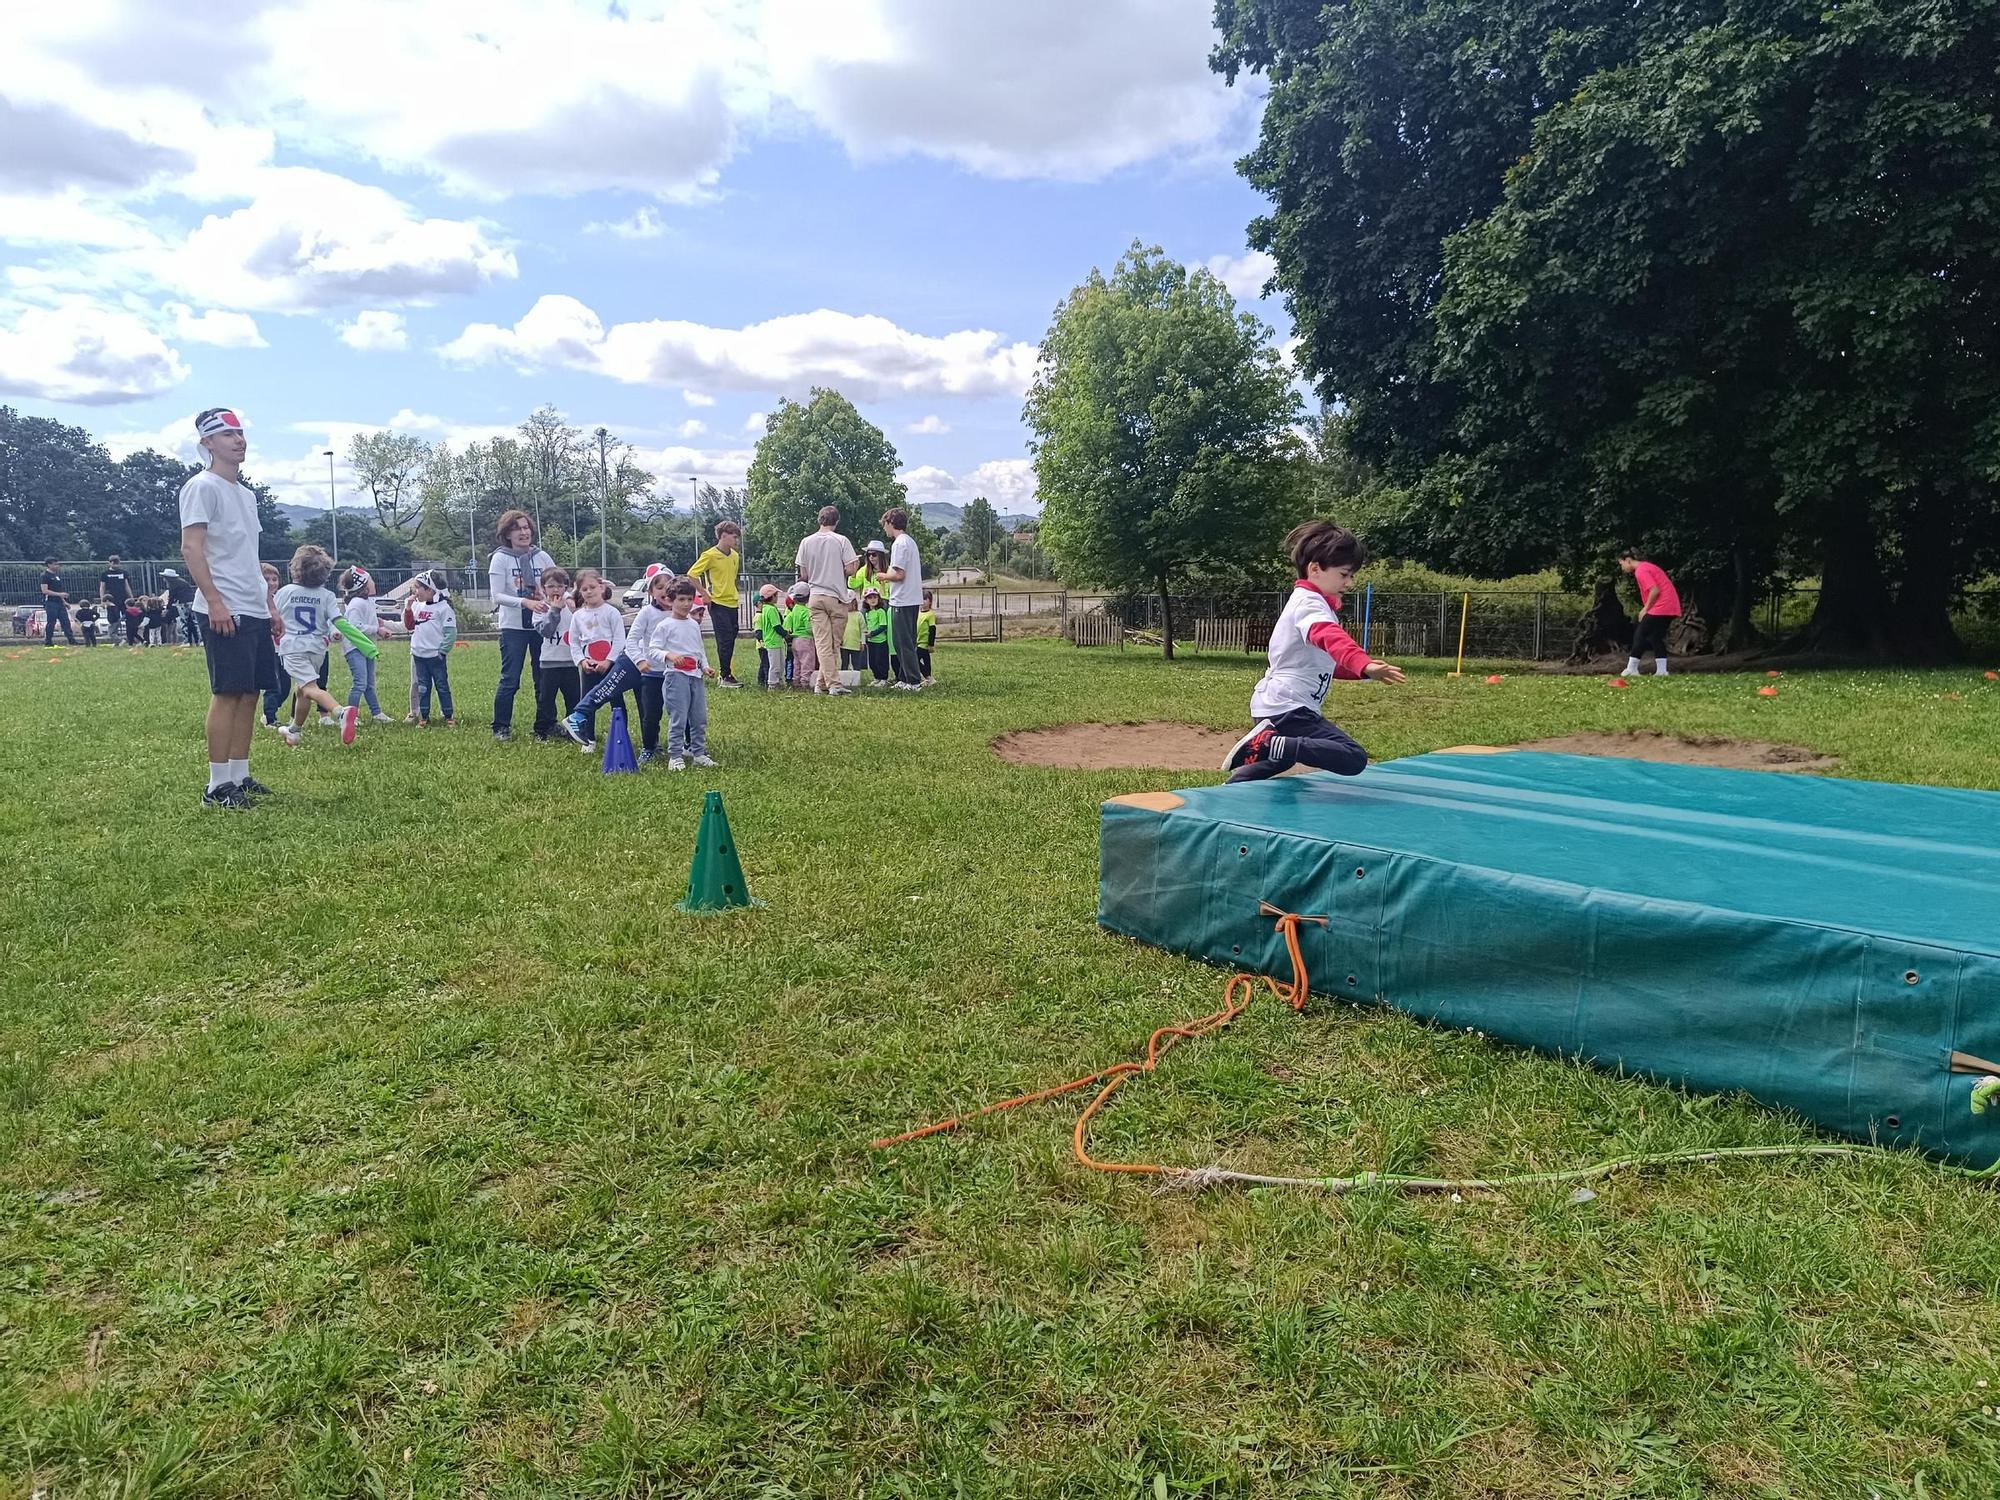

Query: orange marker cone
left=1609, top=677, right=1629, bottom=688
left=1758, top=686, right=1778, bottom=697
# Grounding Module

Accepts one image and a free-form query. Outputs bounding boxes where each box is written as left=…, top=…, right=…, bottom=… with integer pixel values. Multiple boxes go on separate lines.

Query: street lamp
left=689, top=475, right=699, bottom=512
left=595, top=428, right=610, bottom=575
left=322, top=450, right=338, bottom=560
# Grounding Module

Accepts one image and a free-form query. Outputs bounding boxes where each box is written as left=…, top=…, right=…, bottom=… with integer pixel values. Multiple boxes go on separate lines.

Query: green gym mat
left=1098, top=750, right=2000, bottom=1167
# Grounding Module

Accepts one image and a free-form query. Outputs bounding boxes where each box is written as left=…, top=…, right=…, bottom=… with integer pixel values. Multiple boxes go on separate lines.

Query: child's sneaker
left=279, top=725, right=302, bottom=747
left=371, top=712, right=394, bottom=724
left=636, top=748, right=656, bottom=767
left=404, top=712, right=419, bottom=724
left=666, top=756, right=686, bottom=771
left=201, top=781, right=250, bottom=811
left=442, top=717, right=457, bottom=728
left=1222, top=719, right=1276, bottom=773
left=690, top=753, right=718, bottom=768
left=318, top=713, right=338, bottom=728
left=558, top=712, right=592, bottom=749
left=240, top=775, right=274, bottom=800
left=340, top=705, right=359, bottom=744
left=262, top=716, right=279, bottom=730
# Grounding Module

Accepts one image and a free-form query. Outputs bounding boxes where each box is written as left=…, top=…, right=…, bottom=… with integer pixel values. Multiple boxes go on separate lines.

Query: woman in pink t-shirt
left=1617, top=550, right=1681, bottom=676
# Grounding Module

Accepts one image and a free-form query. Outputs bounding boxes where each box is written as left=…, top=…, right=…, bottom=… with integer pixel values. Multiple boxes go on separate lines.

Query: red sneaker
left=340, top=705, right=358, bottom=744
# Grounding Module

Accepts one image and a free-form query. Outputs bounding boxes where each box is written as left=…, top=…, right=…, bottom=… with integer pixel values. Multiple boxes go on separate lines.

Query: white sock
left=1623, top=658, right=1640, bottom=676
left=1654, top=662, right=1668, bottom=676
left=227, top=758, right=248, bottom=783
left=208, top=762, right=230, bottom=792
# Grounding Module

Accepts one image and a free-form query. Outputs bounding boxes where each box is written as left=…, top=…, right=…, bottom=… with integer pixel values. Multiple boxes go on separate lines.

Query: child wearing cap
left=754, top=583, right=787, bottom=690
left=862, top=588, right=891, bottom=686
left=408, top=570, right=458, bottom=726
left=785, top=583, right=815, bottom=691
left=339, top=567, right=392, bottom=724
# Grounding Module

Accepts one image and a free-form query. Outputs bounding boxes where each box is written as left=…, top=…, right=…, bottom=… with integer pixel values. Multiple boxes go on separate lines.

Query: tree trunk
left=1718, top=544, right=1762, bottom=653
left=1794, top=504, right=1892, bottom=657
left=1887, top=490, right=1964, bottom=661
left=1158, top=576, right=1175, bottom=660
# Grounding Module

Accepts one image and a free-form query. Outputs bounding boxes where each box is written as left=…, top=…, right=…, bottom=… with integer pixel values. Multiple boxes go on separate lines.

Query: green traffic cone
left=679, top=790, right=757, bottom=913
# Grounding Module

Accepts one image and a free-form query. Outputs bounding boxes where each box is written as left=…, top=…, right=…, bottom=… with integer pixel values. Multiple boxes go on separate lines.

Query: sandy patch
left=1512, top=730, right=1838, bottom=773
left=992, top=721, right=1239, bottom=771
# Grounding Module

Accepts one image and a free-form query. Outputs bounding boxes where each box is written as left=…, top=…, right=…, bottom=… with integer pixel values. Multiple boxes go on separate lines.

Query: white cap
left=160, top=567, right=179, bottom=576
left=866, top=539, right=887, bottom=554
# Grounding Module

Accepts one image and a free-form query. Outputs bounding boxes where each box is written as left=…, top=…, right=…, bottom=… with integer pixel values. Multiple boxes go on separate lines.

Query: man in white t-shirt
left=178, top=406, right=281, bottom=810
left=794, top=505, right=860, bottom=696
left=880, top=505, right=925, bottom=691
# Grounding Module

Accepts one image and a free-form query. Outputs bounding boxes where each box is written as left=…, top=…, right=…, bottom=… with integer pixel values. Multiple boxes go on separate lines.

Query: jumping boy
left=1223, top=521, right=1406, bottom=783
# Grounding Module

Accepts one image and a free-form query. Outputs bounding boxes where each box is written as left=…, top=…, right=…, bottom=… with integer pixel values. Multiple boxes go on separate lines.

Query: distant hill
left=917, top=501, right=1038, bottom=533
left=272, top=502, right=377, bottom=531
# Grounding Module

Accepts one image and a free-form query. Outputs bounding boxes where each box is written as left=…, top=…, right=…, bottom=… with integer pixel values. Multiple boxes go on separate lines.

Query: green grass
left=3, top=639, right=1998, bottom=1498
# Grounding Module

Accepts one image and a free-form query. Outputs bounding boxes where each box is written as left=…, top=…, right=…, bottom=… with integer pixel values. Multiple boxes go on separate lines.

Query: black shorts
left=1632, top=613, right=1674, bottom=656
left=203, top=617, right=281, bottom=696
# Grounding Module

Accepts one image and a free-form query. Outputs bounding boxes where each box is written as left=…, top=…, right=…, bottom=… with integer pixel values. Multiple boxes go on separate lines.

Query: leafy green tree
left=0, top=406, right=112, bottom=557
left=745, top=389, right=906, bottom=564
left=101, top=450, right=202, bottom=559
left=346, top=431, right=431, bottom=538
left=960, top=495, right=1001, bottom=562
left=1024, top=241, right=1307, bottom=657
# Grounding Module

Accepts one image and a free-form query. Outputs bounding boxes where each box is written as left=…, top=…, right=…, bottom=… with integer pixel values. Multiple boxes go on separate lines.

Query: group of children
left=752, top=552, right=940, bottom=692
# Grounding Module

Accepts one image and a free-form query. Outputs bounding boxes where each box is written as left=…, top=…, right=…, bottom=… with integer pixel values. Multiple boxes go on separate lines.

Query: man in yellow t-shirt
left=686, top=520, right=744, bottom=686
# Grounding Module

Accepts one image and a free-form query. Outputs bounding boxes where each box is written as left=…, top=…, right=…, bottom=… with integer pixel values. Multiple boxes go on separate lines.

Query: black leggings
left=534, top=661, right=580, bottom=737
left=866, top=641, right=889, bottom=682
left=1631, top=613, right=1672, bottom=660
left=712, top=606, right=739, bottom=680
left=1227, top=707, right=1367, bottom=783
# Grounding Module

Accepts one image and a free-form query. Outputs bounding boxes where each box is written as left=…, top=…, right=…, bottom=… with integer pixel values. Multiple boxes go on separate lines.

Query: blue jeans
left=492, top=628, right=540, bottom=733
left=574, top=657, right=661, bottom=751
left=344, top=646, right=381, bottom=715
left=414, top=654, right=454, bottom=721
left=43, top=606, right=76, bottom=645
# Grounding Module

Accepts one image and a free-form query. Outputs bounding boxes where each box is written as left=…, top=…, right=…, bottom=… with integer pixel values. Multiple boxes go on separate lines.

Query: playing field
left=3, top=640, right=1996, bottom=1498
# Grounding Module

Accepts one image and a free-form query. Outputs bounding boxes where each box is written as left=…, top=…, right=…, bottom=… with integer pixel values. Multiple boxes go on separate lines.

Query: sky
left=0, top=0, right=1287, bottom=520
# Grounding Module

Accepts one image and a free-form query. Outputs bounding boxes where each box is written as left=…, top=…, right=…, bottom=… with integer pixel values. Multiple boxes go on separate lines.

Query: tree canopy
left=1024, top=241, right=1306, bottom=656
left=745, top=389, right=907, bottom=561
left=1214, top=0, right=2000, bottom=656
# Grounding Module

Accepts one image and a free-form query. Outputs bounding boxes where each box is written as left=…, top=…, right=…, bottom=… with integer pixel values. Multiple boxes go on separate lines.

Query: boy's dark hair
left=817, top=505, right=840, bottom=527
left=290, top=544, right=334, bottom=588
left=1617, top=545, right=1641, bottom=560
left=666, top=576, right=697, bottom=599
left=1286, top=520, right=1366, bottom=575
left=541, top=565, right=572, bottom=590
left=44, top=556, right=57, bottom=566
left=922, top=589, right=934, bottom=604
left=881, top=506, right=908, bottom=532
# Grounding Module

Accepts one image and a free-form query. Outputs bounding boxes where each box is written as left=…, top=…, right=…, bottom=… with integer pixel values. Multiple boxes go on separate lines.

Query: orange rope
left=871, top=906, right=1323, bottom=1176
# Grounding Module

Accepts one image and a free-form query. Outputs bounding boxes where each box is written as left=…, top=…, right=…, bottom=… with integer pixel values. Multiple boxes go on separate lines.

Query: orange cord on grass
left=871, top=903, right=1325, bottom=1174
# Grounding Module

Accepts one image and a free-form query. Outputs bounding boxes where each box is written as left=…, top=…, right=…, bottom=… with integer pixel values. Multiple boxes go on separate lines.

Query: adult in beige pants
left=794, top=505, right=860, bottom=696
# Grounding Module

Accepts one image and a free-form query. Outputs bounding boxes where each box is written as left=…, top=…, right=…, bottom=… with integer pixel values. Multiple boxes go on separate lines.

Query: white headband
left=195, top=409, right=243, bottom=438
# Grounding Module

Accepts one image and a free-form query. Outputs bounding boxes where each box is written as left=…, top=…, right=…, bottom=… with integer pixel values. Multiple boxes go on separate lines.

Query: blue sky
left=0, top=2, right=1286, bottom=517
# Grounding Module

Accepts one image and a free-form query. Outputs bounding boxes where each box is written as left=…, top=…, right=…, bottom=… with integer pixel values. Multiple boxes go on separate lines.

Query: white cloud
left=339, top=310, right=409, bottom=352
left=906, top=414, right=950, bottom=435
left=443, top=294, right=1037, bottom=401
left=678, top=419, right=709, bottom=438
left=897, top=457, right=1037, bottom=512
left=629, top=442, right=759, bottom=497
left=1204, top=250, right=1277, bottom=301
left=101, top=415, right=205, bottom=464
left=759, top=0, right=1249, bottom=179
left=744, top=411, right=768, bottom=433
left=0, top=191, right=158, bottom=251
left=586, top=206, right=669, bottom=240
left=168, top=304, right=266, bottom=348
left=682, top=389, right=715, bottom=407
left=166, top=168, right=516, bottom=313
left=0, top=301, right=187, bottom=405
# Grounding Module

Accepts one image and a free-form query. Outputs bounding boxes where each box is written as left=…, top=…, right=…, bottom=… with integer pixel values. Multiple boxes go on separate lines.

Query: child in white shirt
left=565, top=570, right=627, bottom=751
left=562, top=567, right=672, bottom=761
left=657, top=577, right=718, bottom=770
left=1222, top=521, right=1406, bottom=783
left=273, top=545, right=346, bottom=747
left=339, top=567, right=392, bottom=724
left=407, top=570, right=458, bottom=726
left=531, top=566, right=580, bottom=742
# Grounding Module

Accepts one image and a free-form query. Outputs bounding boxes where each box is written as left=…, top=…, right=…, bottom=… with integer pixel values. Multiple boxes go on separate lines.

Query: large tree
left=1024, top=242, right=1307, bottom=657
left=1214, top=0, right=2000, bottom=658
left=745, top=390, right=906, bottom=564
left=346, top=431, right=431, bottom=539
left=959, top=496, right=1001, bottom=562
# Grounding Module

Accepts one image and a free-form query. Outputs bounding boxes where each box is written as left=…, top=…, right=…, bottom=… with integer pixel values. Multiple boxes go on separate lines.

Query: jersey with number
left=274, top=584, right=339, bottom=659
left=1248, top=581, right=1373, bottom=720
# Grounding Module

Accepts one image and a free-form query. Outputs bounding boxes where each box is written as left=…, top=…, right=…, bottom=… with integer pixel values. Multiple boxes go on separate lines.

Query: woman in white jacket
left=487, top=509, right=556, bottom=742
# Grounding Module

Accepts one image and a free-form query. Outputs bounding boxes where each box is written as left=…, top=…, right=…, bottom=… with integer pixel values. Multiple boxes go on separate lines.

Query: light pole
left=322, top=450, right=338, bottom=560
left=595, top=428, right=610, bottom=575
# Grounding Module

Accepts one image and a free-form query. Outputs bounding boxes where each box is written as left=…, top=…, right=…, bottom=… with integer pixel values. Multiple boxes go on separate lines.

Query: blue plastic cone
left=601, top=704, right=639, bottom=774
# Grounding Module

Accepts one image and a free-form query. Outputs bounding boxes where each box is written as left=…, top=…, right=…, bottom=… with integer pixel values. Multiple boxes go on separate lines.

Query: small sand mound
left=993, top=721, right=1238, bottom=771
left=1514, top=730, right=1838, bottom=773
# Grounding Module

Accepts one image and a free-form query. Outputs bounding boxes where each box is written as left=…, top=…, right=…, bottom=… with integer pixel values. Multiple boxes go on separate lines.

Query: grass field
left=3, top=638, right=1997, bottom=1498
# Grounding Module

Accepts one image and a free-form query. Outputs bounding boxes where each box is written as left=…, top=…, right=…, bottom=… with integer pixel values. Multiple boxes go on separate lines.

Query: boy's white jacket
left=410, top=599, right=456, bottom=657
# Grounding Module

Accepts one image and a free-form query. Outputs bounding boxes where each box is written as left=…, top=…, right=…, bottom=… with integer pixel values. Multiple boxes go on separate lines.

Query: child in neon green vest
left=862, top=588, right=891, bottom=686
left=916, top=591, right=937, bottom=684
left=754, top=583, right=787, bottom=690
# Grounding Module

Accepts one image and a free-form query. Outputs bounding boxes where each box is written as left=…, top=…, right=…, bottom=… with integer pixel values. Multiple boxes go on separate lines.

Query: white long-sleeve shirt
left=654, top=612, right=707, bottom=676
left=622, top=601, right=673, bottom=670
left=487, top=547, right=555, bottom=632
left=1248, top=581, right=1374, bottom=721
left=343, top=596, right=380, bottom=635
left=569, top=601, right=625, bottom=666
left=410, top=598, right=457, bottom=657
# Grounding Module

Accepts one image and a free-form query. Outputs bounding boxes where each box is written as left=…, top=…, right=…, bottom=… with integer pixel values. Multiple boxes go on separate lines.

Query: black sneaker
left=201, top=781, right=250, bottom=811
left=1222, top=719, right=1276, bottom=773
left=240, top=775, right=274, bottom=800
left=492, top=728, right=512, bottom=743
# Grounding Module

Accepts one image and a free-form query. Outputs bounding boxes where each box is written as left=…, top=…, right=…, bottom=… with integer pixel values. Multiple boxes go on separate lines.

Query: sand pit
left=992, top=721, right=1239, bottom=771
left=1512, top=730, right=1839, bottom=773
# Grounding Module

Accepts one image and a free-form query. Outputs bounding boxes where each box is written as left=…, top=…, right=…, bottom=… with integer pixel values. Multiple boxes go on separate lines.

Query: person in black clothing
left=161, top=567, right=200, bottom=645
left=99, top=555, right=132, bottom=612
left=39, top=558, right=77, bottom=646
